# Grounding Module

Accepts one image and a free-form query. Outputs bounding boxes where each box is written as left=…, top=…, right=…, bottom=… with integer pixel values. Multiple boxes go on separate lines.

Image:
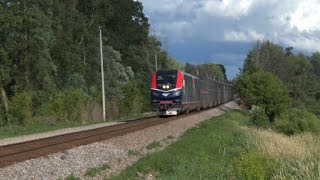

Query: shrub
left=235, top=71, right=291, bottom=121
left=119, top=81, right=143, bottom=116
left=248, top=105, right=271, bottom=129
left=0, top=103, right=7, bottom=126
left=8, top=91, right=33, bottom=125
left=63, top=89, right=87, bottom=121
left=37, top=89, right=87, bottom=122
left=274, top=108, right=320, bottom=135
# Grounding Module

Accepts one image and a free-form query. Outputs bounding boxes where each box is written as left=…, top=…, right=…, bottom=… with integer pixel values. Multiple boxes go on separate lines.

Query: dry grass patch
left=243, top=127, right=318, bottom=159
left=243, top=126, right=320, bottom=179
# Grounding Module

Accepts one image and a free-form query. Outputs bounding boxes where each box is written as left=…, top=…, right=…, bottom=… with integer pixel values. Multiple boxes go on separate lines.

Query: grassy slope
left=110, top=111, right=249, bottom=179
left=109, top=110, right=320, bottom=179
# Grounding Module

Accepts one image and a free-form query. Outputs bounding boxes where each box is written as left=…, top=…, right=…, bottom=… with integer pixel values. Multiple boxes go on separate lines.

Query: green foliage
left=8, top=91, right=32, bottom=125
left=235, top=71, right=290, bottom=121
left=310, top=52, right=320, bottom=77
left=185, top=62, right=227, bottom=80
left=0, top=49, right=11, bottom=87
left=248, top=105, right=270, bottom=129
left=167, top=58, right=183, bottom=70
left=241, top=40, right=289, bottom=81
left=274, top=108, right=320, bottom=135
left=37, top=89, right=87, bottom=122
left=0, top=101, right=6, bottom=126
left=0, top=0, right=181, bottom=127
left=119, top=81, right=142, bottom=116
left=85, top=163, right=111, bottom=177
left=231, top=149, right=276, bottom=180
left=240, top=40, right=320, bottom=118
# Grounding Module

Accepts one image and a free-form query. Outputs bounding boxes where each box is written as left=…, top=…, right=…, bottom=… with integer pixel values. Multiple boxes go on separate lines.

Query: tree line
left=0, top=0, right=227, bottom=127
left=236, top=40, right=320, bottom=135
left=0, top=0, right=186, bottom=125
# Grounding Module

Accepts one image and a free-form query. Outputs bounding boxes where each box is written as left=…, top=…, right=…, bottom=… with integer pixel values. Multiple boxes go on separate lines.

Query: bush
left=248, top=105, right=271, bottom=129
left=8, top=91, right=33, bottom=125
left=274, top=108, right=320, bottom=135
left=119, top=81, right=143, bottom=116
left=235, top=71, right=291, bottom=121
left=37, top=89, right=87, bottom=122
left=0, top=102, right=7, bottom=126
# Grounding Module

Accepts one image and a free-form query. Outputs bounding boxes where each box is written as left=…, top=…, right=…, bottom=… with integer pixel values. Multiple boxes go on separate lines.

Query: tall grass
left=245, top=127, right=320, bottom=179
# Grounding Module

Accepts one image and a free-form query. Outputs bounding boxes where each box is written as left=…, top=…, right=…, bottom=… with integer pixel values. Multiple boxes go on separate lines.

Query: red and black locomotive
left=150, top=69, right=233, bottom=115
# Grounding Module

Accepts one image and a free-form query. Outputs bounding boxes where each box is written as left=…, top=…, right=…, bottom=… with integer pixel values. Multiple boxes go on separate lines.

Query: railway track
left=0, top=101, right=235, bottom=169
left=0, top=113, right=192, bottom=168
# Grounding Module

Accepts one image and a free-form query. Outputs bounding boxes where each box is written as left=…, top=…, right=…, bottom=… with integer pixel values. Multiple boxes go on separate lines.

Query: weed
left=231, top=148, right=277, bottom=179
left=166, top=135, right=174, bottom=140
left=128, top=149, right=141, bottom=157
left=64, top=173, right=80, bottom=180
left=85, top=163, right=111, bottom=177
left=146, top=141, right=161, bottom=150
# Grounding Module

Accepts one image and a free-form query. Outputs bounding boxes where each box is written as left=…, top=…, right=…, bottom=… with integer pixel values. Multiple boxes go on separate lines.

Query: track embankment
left=0, top=101, right=241, bottom=179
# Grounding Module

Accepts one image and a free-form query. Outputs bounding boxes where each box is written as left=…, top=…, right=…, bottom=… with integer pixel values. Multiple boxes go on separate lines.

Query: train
left=150, top=69, right=233, bottom=115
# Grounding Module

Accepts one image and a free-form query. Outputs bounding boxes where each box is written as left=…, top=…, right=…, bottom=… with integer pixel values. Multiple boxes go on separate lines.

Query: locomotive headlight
left=163, top=85, right=166, bottom=89
left=173, top=90, right=181, bottom=96
left=166, top=85, right=169, bottom=89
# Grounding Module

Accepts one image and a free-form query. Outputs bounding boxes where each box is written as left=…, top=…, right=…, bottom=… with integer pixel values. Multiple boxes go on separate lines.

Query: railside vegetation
left=110, top=111, right=320, bottom=179
left=235, top=40, right=320, bottom=135
left=110, top=111, right=260, bottom=179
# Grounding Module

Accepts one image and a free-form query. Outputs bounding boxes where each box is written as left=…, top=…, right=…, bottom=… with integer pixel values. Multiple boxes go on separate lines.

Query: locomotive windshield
left=156, top=70, right=177, bottom=90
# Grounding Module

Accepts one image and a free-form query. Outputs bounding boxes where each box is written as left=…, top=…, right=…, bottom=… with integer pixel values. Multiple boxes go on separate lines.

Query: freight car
left=150, top=69, right=233, bottom=116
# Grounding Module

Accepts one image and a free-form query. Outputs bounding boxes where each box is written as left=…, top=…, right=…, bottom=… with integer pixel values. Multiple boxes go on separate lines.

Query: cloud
left=224, top=30, right=265, bottom=42
left=201, top=0, right=252, bottom=18
left=277, top=0, right=320, bottom=32
left=140, top=0, right=320, bottom=50
left=138, top=0, right=320, bottom=78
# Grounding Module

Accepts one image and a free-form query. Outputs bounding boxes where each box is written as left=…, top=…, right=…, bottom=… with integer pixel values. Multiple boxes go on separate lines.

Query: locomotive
left=150, top=69, right=233, bottom=115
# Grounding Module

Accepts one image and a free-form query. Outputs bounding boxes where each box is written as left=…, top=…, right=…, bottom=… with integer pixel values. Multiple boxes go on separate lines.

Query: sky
left=137, top=0, right=320, bottom=79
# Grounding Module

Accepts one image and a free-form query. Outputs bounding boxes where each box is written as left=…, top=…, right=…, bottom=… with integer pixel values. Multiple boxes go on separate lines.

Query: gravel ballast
left=0, top=101, right=240, bottom=180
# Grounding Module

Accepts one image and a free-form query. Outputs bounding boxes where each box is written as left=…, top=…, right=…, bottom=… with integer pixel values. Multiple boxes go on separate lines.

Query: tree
left=235, top=71, right=290, bottom=121
left=0, top=0, right=184, bottom=124
left=0, top=3, right=15, bottom=121
left=310, top=52, right=320, bottom=77
left=241, top=41, right=289, bottom=81
left=185, top=63, right=227, bottom=81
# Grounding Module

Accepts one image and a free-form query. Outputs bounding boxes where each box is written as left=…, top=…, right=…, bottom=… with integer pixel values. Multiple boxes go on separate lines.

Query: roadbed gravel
left=0, top=101, right=241, bottom=180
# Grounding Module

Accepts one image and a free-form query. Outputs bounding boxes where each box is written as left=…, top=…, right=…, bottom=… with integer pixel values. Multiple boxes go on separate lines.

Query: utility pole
left=155, top=54, right=158, bottom=71
left=99, top=27, right=106, bottom=122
